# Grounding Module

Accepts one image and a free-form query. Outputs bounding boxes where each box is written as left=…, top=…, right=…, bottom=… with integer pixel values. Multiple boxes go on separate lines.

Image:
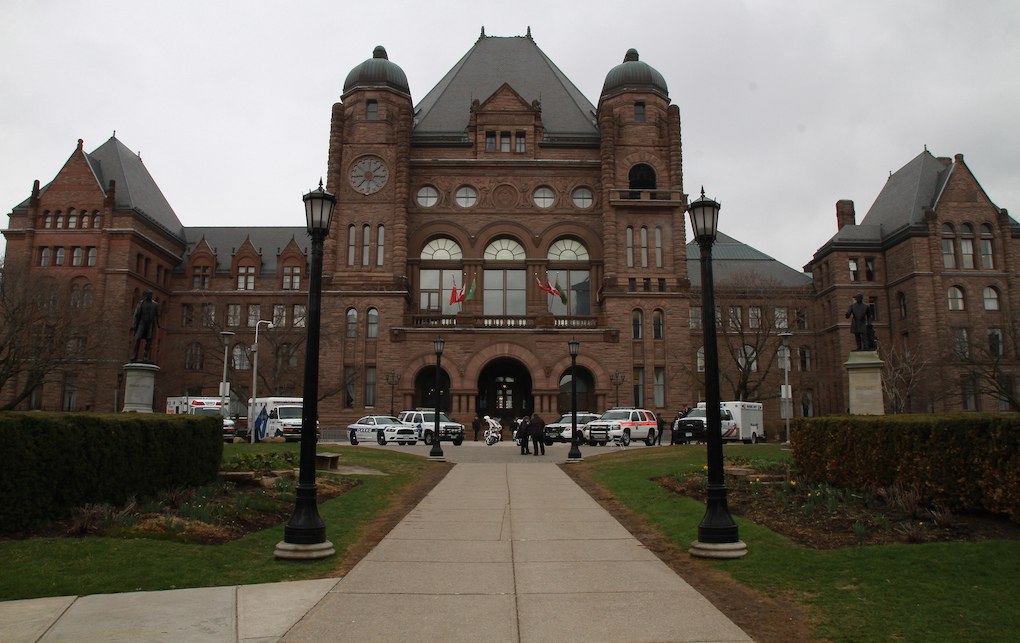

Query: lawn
left=0, top=443, right=439, bottom=601
left=576, top=445, right=1020, bottom=643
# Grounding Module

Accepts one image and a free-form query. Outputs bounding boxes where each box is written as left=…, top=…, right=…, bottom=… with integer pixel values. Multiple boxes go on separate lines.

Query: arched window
left=948, top=286, right=966, bottom=310
left=484, top=238, right=525, bottom=261
left=640, top=226, right=648, bottom=267
left=69, top=284, right=82, bottom=308
left=56, top=214, right=65, bottom=229
left=960, top=223, right=976, bottom=269
left=628, top=164, right=656, bottom=192
left=548, top=238, right=589, bottom=261
left=346, top=308, right=358, bottom=338
left=941, top=223, right=956, bottom=269
left=632, top=309, right=643, bottom=339
left=44, top=214, right=53, bottom=229
left=421, top=237, right=463, bottom=260
left=984, top=287, right=1001, bottom=311
left=547, top=239, right=591, bottom=317
left=347, top=224, right=356, bottom=266
left=697, top=346, right=705, bottom=373
left=81, top=215, right=90, bottom=229
left=92, top=215, right=101, bottom=228
left=185, top=343, right=204, bottom=370
left=67, top=210, right=78, bottom=228
left=419, top=238, right=464, bottom=314
left=367, top=307, right=378, bottom=338
left=82, top=284, right=92, bottom=309
left=980, top=224, right=995, bottom=269
left=362, top=224, right=371, bottom=266
left=626, top=227, right=634, bottom=267
left=39, top=248, right=51, bottom=266
left=654, top=227, right=663, bottom=268
left=652, top=309, right=664, bottom=339
left=276, top=344, right=298, bottom=370
left=232, top=344, right=251, bottom=370
left=377, top=224, right=385, bottom=266
left=898, top=292, right=907, bottom=318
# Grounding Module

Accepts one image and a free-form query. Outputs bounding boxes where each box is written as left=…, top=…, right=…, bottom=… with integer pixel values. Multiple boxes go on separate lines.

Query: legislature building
left=4, top=30, right=1017, bottom=428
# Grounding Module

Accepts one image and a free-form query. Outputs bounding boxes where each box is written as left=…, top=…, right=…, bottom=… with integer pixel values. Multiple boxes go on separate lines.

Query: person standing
left=530, top=413, right=546, bottom=456
left=519, top=415, right=531, bottom=455
left=656, top=413, right=665, bottom=445
left=472, top=415, right=481, bottom=441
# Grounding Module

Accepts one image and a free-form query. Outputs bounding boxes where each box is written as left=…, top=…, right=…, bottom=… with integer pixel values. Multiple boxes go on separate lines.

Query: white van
left=248, top=397, right=306, bottom=441
left=719, top=401, right=765, bottom=443
left=166, top=396, right=235, bottom=440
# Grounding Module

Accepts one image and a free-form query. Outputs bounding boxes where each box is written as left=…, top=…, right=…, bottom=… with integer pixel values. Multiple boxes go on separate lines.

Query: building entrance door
left=476, top=358, right=532, bottom=424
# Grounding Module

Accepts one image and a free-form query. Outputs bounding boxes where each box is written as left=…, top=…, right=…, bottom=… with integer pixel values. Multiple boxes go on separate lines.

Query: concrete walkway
left=1, top=462, right=752, bottom=643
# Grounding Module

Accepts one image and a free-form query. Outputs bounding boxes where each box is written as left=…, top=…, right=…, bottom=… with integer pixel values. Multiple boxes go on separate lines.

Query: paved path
left=2, top=452, right=751, bottom=642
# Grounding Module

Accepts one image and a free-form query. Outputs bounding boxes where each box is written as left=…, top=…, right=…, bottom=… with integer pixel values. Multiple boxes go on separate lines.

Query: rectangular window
left=55, top=247, right=65, bottom=265
left=634, top=102, right=645, bottom=122
left=344, top=367, right=355, bottom=408
left=628, top=278, right=637, bottom=291
left=865, top=258, right=875, bottom=281
left=366, top=99, right=378, bottom=120
left=690, top=306, right=702, bottom=329
left=347, top=225, right=356, bottom=266
left=546, top=269, right=591, bottom=316
left=485, top=131, right=496, bottom=152
left=951, top=328, right=969, bottom=358
left=654, top=368, right=665, bottom=408
left=515, top=131, right=526, bottom=153
left=500, top=131, right=511, bottom=152
left=39, top=247, right=50, bottom=267
left=961, top=238, right=975, bottom=269
left=181, top=303, right=194, bottom=326
left=962, top=377, right=977, bottom=411
left=365, top=367, right=377, bottom=407
left=193, top=265, right=210, bottom=289
left=420, top=269, right=463, bottom=314
left=71, top=247, right=82, bottom=266
left=728, top=306, right=742, bottom=330
left=227, top=304, right=241, bottom=327
left=795, top=309, right=808, bottom=330
left=377, top=225, right=385, bottom=266
left=282, top=266, right=300, bottom=290
left=362, top=225, right=371, bottom=266
left=989, top=328, right=1004, bottom=357
left=273, top=304, right=286, bottom=328
left=658, top=278, right=666, bottom=292
left=849, top=259, right=859, bottom=281
left=942, top=239, right=956, bottom=269
left=293, top=304, right=306, bottom=328
left=868, top=296, right=879, bottom=321
left=201, top=304, right=215, bottom=327
left=643, top=278, right=651, bottom=292
left=482, top=269, right=525, bottom=316
left=749, top=306, right=762, bottom=329
left=981, top=239, right=994, bottom=269
left=237, top=266, right=255, bottom=290
left=247, top=304, right=260, bottom=327
left=633, top=367, right=644, bottom=406
left=775, top=307, right=788, bottom=329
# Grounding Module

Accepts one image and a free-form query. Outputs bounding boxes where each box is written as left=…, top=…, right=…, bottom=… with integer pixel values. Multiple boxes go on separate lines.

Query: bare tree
left=0, top=266, right=99, bottom=410
left=882, top=341, right=932, bottom=413
left=950, top=309, right=1020, bottom=411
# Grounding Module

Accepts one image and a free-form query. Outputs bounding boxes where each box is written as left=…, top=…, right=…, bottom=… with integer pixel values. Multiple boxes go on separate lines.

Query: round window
left=533, top=187, right=555, bottom=208
left=572, top=187, right=594, bottom=208
left=417, top=186, right=439, bottom=207
left=455, top=186, right=478, bottom=208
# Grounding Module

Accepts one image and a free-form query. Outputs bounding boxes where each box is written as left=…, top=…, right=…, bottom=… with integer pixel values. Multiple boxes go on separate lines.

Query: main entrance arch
left=476, top=358, right=532, bottom=423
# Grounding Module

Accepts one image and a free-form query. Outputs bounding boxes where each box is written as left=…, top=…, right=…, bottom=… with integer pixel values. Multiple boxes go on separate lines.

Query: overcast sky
left=2, top=0, right=1018, bottom=272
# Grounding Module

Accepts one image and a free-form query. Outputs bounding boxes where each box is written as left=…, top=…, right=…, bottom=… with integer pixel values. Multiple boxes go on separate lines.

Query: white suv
left=584, top=408, right=657, bottom=446
left=544, top=412, right=601, bottom=444
left=397, top=410, right=465, bottom=445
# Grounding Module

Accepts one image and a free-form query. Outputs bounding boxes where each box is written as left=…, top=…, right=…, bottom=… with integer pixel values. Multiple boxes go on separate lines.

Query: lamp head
left=434, top=336, right=445, bottom=356
left=303, top=179, right=337, bottom=233
left=568, top=337, right=579, bottom=357
left=687, top=186, right=721, bottom=242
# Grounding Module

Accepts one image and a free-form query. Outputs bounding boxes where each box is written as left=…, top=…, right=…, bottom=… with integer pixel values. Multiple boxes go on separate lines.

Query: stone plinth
left=844, top=350, right=885, bottom=415
left=122, top=362, right=160, bottom=413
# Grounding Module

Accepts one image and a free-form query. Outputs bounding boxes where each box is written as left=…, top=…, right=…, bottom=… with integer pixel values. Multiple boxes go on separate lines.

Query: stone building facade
left=3, top=32, right=1016, bottom=427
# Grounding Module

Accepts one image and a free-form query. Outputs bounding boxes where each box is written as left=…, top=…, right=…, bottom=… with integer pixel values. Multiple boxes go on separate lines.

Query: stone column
left=844, top=351, right=885, bottom=415
left=122, top=362, right=160, bottom=413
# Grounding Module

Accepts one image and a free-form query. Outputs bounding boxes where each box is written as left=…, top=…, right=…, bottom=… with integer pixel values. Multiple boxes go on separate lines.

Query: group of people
left=515, top=414, right=547, bottom=455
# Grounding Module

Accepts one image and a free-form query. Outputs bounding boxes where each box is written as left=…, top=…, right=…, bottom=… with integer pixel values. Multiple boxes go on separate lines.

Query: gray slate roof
left=687, top=232, right=811, bottom=289
left=180, top=227, right=308, bottom=275
left=413, top=33, right=598, bottom=139
left=855, top=150, right=951, bottom=237
left=87, top=137, right=185, bottom=240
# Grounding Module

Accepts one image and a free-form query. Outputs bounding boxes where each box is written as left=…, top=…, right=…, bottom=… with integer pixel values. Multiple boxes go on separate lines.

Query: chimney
left=836, top=200, right=855, bottom=230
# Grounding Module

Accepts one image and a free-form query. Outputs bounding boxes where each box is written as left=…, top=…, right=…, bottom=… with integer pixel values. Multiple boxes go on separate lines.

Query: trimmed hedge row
left=0, top=412, right=222, bottom=533
left=790, top=414, right=1020, bottom=520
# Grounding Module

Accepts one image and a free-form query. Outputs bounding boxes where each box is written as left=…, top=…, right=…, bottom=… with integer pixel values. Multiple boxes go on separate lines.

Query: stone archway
left=476, top=357, right=532, bottom=424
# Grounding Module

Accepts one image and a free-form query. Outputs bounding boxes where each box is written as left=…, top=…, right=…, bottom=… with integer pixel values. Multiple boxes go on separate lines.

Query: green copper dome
left=601, top=49, right=668, bottom=98
left=343, top=46, right=410, bottom=96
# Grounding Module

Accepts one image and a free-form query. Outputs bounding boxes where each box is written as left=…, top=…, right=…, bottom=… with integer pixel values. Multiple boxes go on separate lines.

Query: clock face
left=349, top=156, right=389, bottom=195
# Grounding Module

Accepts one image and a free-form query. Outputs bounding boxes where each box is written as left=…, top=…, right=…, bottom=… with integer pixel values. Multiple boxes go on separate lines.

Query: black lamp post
left=567, top=337, right=583, bottom=460
left=429, top=337, right=445, bottom=460
left=275, top=180, right=336, bottom=560
left=385, top=369, right=401, bottom=416
left=609, top=370, right=625, bottom=408
left=687, top=187, right=746, bottom=559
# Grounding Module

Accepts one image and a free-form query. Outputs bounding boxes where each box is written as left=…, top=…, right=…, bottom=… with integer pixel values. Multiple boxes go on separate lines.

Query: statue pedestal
left=844, top=351, right=885, bottom=415
left=122, top=362, right=160, bottom=413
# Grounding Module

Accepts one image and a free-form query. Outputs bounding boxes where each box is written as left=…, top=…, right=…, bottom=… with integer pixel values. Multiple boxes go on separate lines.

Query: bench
left=315, top=452, right=342, bottom=471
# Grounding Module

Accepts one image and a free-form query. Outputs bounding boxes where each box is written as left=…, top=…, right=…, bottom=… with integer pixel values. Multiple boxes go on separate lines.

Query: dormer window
left=192, top=265, right=211, bottom=290
left=283, top=265, right=301, bottom=290
left=237, top=265, right=256, bottom=290
left=634, top=102, right=646, bottom=122
left=500, top=131, right=511, bottom=152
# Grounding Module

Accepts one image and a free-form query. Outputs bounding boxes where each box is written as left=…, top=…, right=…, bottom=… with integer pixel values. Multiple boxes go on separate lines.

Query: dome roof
left=343, top=46, right=410, bottom=96
left=601, top=49, right=668, bottom=98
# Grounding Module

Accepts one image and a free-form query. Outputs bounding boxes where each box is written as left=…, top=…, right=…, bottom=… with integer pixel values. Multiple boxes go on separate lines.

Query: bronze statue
left=131, top=290, right=162, bottom=362
left=845, top=293, right=876, bottom=351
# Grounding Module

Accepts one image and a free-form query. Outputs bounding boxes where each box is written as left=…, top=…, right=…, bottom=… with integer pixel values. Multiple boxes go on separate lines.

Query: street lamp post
left=567, top=337, right=583, bottom=461
left=275, top=180, right=336, bottom=560
left=385, top=369, right=401, bottom=417
left=778, top=331, right=793, bottom=443
left=609, top=370, right=625, bottom=408
left=250, top=320, right=273, bottom=443
left=687, top=188, right=747, bottom=559
left=429, top=337, right=445, bottom=460
left=220, top=330, right=234, bottom=422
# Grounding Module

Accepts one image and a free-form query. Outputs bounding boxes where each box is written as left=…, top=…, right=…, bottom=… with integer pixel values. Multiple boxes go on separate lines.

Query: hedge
left=790, top=414, right=1020, bottom=521
left=0, top=412, right=222, bottom=533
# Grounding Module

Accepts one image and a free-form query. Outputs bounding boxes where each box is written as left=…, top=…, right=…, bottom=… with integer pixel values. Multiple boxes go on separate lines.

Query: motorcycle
left=483, top=416, right=503, bottom=446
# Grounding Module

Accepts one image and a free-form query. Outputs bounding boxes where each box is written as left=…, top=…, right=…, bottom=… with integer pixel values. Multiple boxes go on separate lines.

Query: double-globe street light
left=687, top=188, right=747, bottom=560
left=385, top=369, right=401, bottom=417
left=609, top=370, right=625, bottom=408
left=430, top=337, right=445, bottom=460
left=567, top=337, right=583, bottom=461
left=275, top=181, right=336, bottom=560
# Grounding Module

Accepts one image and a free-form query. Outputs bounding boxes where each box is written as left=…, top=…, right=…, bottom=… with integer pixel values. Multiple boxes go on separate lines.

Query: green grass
left=0, top=444, right=436, bottom=601
left=580, top=445, right=1020, bottom=643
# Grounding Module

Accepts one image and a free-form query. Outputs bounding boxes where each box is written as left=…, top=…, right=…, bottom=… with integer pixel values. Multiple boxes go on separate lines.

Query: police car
left=544, top=412, right=601, bottom=444
left=347, top=415, right=417, bottom=445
